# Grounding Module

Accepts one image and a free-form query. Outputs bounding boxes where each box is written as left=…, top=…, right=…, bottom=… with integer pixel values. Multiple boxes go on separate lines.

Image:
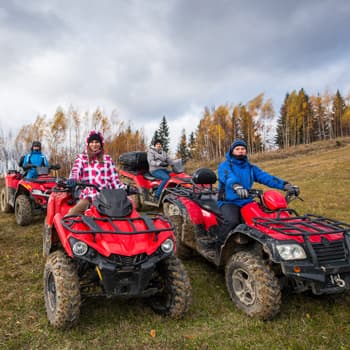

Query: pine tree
left=187, top=132, right=196, bottom=159
left=275, top=94, right=289, bottom=148
left=332, top=90, right=346, bottom=137
left=151, top=116, right=170, bottom=152
left=176, top=129, right=189, bottom=161
left=158, top=116, right=170, bottom=152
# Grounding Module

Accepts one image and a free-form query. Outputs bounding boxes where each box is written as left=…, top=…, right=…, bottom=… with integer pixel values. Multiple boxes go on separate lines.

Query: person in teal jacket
left=22, top=141, right=49, bottom=179
left=217, top=139, right=298, bottom=241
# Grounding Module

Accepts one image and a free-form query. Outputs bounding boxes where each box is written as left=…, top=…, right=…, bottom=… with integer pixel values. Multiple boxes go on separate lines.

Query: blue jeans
left=151, top=169, right=170, bottom=198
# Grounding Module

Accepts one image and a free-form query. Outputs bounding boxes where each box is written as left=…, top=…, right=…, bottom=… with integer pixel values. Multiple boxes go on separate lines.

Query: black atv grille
left=312, top=240, right=347, bottom=265
left=106, top=253, right=148, bottom=266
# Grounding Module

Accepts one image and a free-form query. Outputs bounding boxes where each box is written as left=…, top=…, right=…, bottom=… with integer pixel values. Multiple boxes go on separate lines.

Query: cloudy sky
left=1, top=0, right=350, bottom=150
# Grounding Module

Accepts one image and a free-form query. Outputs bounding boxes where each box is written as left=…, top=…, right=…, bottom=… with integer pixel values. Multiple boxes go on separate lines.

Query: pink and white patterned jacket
left=69, top=152, right=125, bottom=200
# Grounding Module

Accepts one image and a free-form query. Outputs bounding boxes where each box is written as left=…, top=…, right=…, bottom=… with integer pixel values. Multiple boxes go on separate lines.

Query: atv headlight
left=276, top=244, right=306, bottom=260
left=161, top=238, right=174, bottom=253
left=72, top=240, right=88, bottom=256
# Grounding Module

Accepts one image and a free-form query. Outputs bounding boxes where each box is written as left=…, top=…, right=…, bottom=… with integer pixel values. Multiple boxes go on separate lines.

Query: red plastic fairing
left=179, top=197, right=218, bottom=230
left=5, top=173, right=21, bottom=190
left=241, top=202, right=345, bottom=243
left=119, top=170, right=155, bottom=189
left=56, top=206, right=174, bottom=258
left=262, top=190, right=287, bottom=210
left=46, top=192, right=72, bottom=226
left=119, top=169, right=192, bottom=190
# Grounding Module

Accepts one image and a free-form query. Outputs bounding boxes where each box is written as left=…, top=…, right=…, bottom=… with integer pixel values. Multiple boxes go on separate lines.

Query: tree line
left=1, top=88, right=350, bottom=175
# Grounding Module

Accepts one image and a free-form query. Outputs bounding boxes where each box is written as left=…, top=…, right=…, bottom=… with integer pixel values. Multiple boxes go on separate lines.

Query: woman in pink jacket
left=67, top=130, right=126, bottom=215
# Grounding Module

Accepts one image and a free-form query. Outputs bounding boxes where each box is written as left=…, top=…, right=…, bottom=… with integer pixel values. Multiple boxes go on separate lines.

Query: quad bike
left=163, top=168, right=350, bottom=320
left=118, top=151, right=192, bottom=209
left=43, top=180, right=192, bottom=328
left=0, top=164, right=60, bottom=226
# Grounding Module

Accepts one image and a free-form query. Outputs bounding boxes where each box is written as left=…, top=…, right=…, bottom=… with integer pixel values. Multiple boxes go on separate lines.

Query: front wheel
left=15, top=194, right=33, bottom=226
left=147, top=256, right=192, bottom=318
left=0, top=187, right=12, bottom=213
left=43, top=250, right=81, bottom=328
left=225, top=251, right=281, bottom=320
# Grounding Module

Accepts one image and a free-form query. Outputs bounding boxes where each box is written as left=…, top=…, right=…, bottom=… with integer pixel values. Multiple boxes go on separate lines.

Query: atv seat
left=190, top=168, right=222, bottom=216
left=192, top=168, right=217, bottom=186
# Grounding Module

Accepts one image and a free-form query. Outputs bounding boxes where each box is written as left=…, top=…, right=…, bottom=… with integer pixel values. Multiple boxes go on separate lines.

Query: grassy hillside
left=1, top=140, right=350, bottom=350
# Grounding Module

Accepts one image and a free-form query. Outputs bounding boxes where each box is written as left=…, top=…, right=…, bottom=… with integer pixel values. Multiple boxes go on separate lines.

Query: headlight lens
left=161, top=238, right=174, bottom=253
left=72, top=240, right=88, bottom=256
left=276, top=244, right=306, bottom=260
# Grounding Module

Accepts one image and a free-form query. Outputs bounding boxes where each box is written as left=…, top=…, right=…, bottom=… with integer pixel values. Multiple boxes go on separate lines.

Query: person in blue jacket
left=217, top=139, right=298, bottom=242
left=22, top=141, right=49, bottom=179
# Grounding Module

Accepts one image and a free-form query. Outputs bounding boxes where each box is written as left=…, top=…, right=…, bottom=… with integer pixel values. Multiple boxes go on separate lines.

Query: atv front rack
left=253, top=214, right=350, bottom=236
left=62, top=213, right=174, bottom=236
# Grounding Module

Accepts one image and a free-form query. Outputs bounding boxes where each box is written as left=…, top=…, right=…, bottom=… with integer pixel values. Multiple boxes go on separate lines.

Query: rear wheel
left=15, top=194, right=33, bottom=226
left=147, top=256, right=192, bottom=318
left=0, top=187, right=12, bottom=213
left=225, top=251, right=281, bottom=320
left=43, top=250, right=81, bottom=328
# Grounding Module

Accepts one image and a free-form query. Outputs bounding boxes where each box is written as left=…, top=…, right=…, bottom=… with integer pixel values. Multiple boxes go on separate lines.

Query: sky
left=1, top=0, right=350, bottom=151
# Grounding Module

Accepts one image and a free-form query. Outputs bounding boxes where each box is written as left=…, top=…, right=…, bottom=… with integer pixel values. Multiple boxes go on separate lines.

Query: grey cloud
left=1, top=0, right=350, bottom=138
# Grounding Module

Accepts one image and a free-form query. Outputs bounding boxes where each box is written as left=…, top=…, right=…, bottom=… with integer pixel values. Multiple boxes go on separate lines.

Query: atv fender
left=218, top=224, right=275, bottom=266
left=53, top=214, right=74, bottom=257
left=163, top=196, right=197, bottom=251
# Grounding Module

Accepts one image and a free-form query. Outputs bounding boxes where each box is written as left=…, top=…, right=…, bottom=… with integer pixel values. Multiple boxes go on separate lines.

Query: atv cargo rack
left=253, top=214, right=350, bottom=236
left=62, top=213, right=174, bottom=237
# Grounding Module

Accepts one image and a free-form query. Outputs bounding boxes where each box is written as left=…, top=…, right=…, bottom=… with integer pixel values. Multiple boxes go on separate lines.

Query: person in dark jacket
left=22, top=141, right=49, bottom=179
left=147, top=139, right=174, bottom=201
left=217, top=139, right=298, bottom=242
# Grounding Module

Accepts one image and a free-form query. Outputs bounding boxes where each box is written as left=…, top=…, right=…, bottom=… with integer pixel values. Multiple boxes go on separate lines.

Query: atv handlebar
left=55, top=179, right=99, bottom=191
left=22, top=164, right=61, bottom=171
left=55, top=179, right=137, bottom=196
left=248, top=188, right=302, bottom=203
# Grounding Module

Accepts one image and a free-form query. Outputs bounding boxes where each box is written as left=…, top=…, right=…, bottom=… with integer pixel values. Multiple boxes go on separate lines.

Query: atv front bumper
left=75, top=246, right=172, bottom=298
left=98, top=252, right=168, bottom=297
left=280, top=261, right=350, bottom=294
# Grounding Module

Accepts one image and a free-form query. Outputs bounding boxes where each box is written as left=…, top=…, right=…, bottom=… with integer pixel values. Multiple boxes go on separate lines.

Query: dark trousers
left=219, top=204, right=242, bottom=242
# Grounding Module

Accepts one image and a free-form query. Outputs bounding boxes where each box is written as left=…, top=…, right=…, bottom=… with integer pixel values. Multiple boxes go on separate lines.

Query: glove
left=66, top=178, right=77, bottom=188
left=284, top=183, right=300, bottom=195
left=233, top=184, right=249, bottom=199
left=160, top=161, right=168, bottom=167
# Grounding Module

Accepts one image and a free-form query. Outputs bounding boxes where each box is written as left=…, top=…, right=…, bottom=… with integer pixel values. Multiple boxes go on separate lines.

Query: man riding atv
left=217, top=139, right=299, bottom=244
left=147, top=139, right=176, bottom=203
left=21, top=141, right=50, bottom=179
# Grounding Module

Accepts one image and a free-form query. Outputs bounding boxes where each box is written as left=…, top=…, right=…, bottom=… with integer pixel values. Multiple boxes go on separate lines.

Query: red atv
left=43, top=181, right=192, bottom=328
left=0, top=164, right=60, bottom=225
left=118, top=151, right=192, bottom=209
left=163, top=168, right=350, bottom=320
